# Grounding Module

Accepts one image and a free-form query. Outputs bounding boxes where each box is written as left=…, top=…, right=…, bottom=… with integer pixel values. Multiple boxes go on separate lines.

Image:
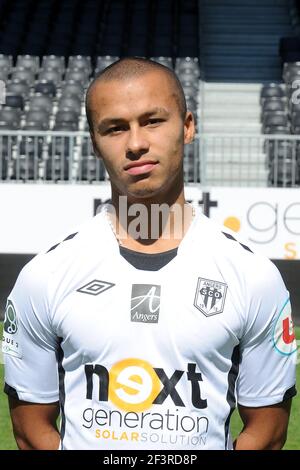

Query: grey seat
left=4, top=94, right=24, bottom=110
left=0, top=54, right=13, bottom=71
left=291, top=113, right=300, bottom=134
left=261, top=84, right=285, bottom=103
left=61, top=81, right=84, bottom=100
left=25, top=109, right=49, bottom=130
left=18, top=136, right=45, bottom=157
left=177, top=68, right=199, bottom=83
left=266, top=141, right=296, bottom=164
left=12, top=154, right=39, bottom=181
left=68, top=55, right=92, bottom=74
left=53, top=122, right=78, bottom=131
left=175, top=57, right=200, bottom=77
left=39, top=69, right=62, bottom=86
left=0, top=155, right=8, bottom=179
left=42, top=55, right=65, bottom=73
left=54, top=110, right=79, bottom=130
left=65, top=68, right=89, bottom=85
left=45, top=155, right=69, bottom=181
left=269, top=159, right=299, bottom=187
left=6, top=80, right=30, bottom=99
left=58, top=96, right=81, bottom=115
left=262, top=98, right=286, bottom=113
left=0, top=108, right=21, bottom=129
left=96, top=56, right=119, bottom=73
left=0, top=68, right=9, bottom=81
left=12, top=68, right=35, bottom=85
left=150, top=56, right=173, bottom=68
left=16, top=55, right=40, bottom=74
left=283, top=62, right=300, bottom=83
left=34, top=81, right=57, bottom=97
left=29, top=94, right=53, bottom=114
left=183, top=84, right=199, bottom=97
left=263, top=112, right=288, bottom=128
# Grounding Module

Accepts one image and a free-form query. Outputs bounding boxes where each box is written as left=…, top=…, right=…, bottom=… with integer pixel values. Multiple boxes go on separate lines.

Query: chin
left=126, top=181, right=164, bottom=200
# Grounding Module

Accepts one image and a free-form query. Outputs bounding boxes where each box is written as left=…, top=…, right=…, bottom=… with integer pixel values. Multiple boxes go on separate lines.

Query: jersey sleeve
left=236, top=258, right=297, bottom=407
left=2, top=256, right=59, bottom=403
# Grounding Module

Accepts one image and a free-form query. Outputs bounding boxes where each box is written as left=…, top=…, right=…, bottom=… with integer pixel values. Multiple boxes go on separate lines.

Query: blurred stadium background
left=0, top=0, right=299, bottom=450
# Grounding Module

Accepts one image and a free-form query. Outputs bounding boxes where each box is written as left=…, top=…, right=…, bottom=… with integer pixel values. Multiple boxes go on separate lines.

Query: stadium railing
left=0, top=131, right=299, bottom=187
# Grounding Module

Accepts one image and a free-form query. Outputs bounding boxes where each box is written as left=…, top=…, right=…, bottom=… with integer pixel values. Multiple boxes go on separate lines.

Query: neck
left=106, top=186, right=194, bottom=253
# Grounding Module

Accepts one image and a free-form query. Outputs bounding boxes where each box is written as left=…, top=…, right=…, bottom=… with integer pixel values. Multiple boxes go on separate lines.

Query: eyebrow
left=97, top=107, right=170, bottom=133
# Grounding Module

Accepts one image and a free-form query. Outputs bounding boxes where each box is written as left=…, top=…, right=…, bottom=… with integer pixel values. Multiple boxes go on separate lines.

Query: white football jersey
left=3, top=207, right=297, bottom=450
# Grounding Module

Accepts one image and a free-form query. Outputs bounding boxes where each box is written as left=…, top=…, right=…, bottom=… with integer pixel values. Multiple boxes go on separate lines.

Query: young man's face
left=89, top=70, right=195, bottom=201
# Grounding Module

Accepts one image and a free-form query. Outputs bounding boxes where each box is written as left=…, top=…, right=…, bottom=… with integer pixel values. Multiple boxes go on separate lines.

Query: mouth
left=124, top=160, right=158, bottom=176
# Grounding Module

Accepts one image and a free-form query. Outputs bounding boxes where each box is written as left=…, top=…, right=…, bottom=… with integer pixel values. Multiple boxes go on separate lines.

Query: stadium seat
left=150, top=57, right=173, bottom=69
left=269, top=159, right=299, bottom=187
left=262, top=98, right=286, bottom=114
left=0, top=54, right=13, bottom=71
left=96, top=56, right=119, bottom=73
left=18, top=136, right=45, bottom=158
left=58, top=96, right=81, bottom=115
left=68, top=55, right=92, bottom=74
left=38, top=68, right=62, bottom=86
left=65, top=68, right=90, bottom=85
left=4, top=94, right=24, bottom=110
left=7, top=80, right=30, bottom=99
left=291, top=113, right=300, bottom=133
left=283, top=62, right=300, bottom=82
left=263, top=112, right=289, bottom=133
left=45, top=155, right=69, bottom=181
left=11, top=68, right=35, bottom=86
left=29, top=94, right=53, bottom=114
left=175, top=57, right=200, bottom=77
left=0, top=69, right=9, bottom=81
left=42, top=55, right=66, bottom=73
left=266, top=140, right=296, bottom=164
left=34, top=81, right=57, bottom=97
left=261, top=84, right=285, bottom=103
left=12, top=154, right=39, bottom=181
left=61, top=81, right=84, bottom=100
left=0, top=155, right=8, bottom=179
left=16, top=55, right=40, bottom=73
left=0, top=108, right=21, bottom=130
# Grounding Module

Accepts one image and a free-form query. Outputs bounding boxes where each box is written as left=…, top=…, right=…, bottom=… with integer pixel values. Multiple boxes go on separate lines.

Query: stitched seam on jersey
left=224, top=345, right=240, bottom=449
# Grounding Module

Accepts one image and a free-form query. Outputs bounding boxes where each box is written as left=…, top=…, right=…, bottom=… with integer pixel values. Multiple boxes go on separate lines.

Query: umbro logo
left=131, top=284, right=161, bottom=323
left=77, top=280, right=115, bottom=296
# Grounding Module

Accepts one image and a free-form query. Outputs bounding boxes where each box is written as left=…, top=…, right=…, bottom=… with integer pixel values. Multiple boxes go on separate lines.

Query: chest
left=52, top=255, right=243, bottom=365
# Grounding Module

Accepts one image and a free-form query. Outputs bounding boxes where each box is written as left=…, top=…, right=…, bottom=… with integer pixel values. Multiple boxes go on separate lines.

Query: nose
left=126, top=126, right=150, bottom=160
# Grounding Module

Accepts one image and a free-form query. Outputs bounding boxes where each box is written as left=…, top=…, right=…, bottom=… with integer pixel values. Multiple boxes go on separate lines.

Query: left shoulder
left=196, top=213, right=286, bottom=293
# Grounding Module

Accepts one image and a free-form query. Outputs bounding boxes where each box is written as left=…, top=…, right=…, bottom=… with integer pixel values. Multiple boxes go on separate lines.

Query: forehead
left=89, top=71, right=179, bottom=119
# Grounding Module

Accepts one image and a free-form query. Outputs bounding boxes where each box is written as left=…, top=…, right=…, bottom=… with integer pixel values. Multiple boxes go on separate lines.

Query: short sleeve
left=2, top=257, right=59, bottom=403
left=237, top=259, right=297, bottom=407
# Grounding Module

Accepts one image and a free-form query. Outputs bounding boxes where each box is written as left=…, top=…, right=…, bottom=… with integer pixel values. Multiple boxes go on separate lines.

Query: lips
left=124, top=161, right=158, bottom=176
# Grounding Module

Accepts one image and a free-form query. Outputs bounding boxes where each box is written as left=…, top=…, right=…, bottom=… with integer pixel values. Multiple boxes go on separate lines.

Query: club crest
left=194, top=278, right=227, bottom=317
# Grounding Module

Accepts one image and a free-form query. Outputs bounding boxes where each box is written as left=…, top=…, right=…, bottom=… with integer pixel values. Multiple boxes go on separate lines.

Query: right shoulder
left=11, top=211, right=109, bottom=300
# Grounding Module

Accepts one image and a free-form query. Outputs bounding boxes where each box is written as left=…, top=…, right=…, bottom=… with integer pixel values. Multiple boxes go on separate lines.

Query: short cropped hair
left=85, top=57, right=187, bottom=131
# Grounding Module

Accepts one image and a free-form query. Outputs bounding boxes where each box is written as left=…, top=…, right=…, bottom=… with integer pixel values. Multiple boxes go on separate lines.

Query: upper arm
left=237, top=260, right=297, bottom=408
left=236, top=399, right=292, bottom=449
left=3, top=259, right=59, bottom=403
left=9, top=397, right=60, bottom=450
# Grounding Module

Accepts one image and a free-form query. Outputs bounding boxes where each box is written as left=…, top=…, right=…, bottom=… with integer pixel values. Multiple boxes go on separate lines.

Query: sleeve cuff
left=4, top=382, right=59, bottom=403
left=238, top=384, right=297, bottom=407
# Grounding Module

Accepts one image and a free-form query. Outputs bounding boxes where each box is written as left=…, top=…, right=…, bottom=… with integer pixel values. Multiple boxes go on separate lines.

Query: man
left=3, top=58, right=297, bottom=450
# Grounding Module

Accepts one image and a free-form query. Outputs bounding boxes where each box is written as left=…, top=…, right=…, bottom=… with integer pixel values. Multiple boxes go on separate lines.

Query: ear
left=183, top=111, right=195, bottom=145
